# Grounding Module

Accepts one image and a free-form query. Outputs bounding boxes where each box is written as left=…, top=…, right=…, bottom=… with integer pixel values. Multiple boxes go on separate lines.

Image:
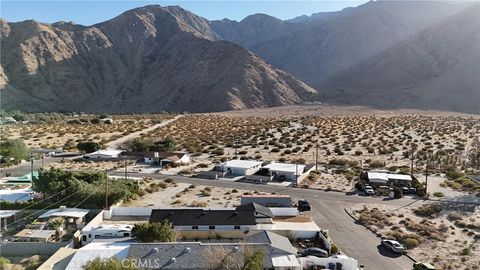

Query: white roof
left=223, top=160, right=263, bottom=168
left=0, top=188, right=34, bottom=202
left=271, top=254, right=301, bottom=268
left=367, top=172, right=412, bottom=181
left=39, top=207, right=89, bottom=219
left=66, top=241, right=131, bottom=270
left=263, top=162, right=306, bottom=174
left=85, top=149, right=123, bottom=157
left=0, top=210, right=19, bottom=219
left=367, top=172, right=389, bottom=181
left=84, top=224, right=133, bottom=233
left=387, top=173, right=412, bottom=181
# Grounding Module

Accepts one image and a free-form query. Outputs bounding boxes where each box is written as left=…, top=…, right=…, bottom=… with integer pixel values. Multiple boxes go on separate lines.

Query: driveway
left=106, top=115, right=183, bottom=149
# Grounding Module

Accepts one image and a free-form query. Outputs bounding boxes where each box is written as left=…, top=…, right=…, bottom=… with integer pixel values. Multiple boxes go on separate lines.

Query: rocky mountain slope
left=2, top=1, right=479, bottom=113
left=211, top=0, right=480, bottom=113
left=0, top=6, right=316, bottom=113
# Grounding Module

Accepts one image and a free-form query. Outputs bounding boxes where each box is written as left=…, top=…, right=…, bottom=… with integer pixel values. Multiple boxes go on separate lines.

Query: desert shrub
left=413, top=204, right=442, bottom=218
left=191, top=201, right=208, bottom=207
left=201, top=189, right=211, bottom=196
left=445, top=170, right=464, bottom=180
left=0, top=257, right=10, bottom=265
left=447, top=212, right=463, bottom=221
left=433, top=192, right=445, bottom=197
left=369, top=160, right=384, bottom=168
left=404, top=238, right=419, bottom=249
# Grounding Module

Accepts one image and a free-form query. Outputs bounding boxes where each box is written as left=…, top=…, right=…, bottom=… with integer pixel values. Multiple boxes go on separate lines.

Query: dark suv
left=297, top=200, right=311, bottom=212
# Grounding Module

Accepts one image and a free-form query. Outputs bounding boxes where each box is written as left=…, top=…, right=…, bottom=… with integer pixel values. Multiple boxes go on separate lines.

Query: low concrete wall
left=244, top=175, right=273, bottom=183
left=270, top=207, right=298, bottom=217
left=104, top=207, right=152, bottom=220
left=0, top=242, right=68, bottom=256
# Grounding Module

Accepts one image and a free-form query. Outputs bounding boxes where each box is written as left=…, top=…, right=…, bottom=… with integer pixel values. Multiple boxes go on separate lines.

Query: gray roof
left=149, top=204, right=260, bottom=226
left=127, top=242, right=274, bottom=269
left=245, top=231, right=297, bottom=254
left=237, top=203, right=274, bottom=218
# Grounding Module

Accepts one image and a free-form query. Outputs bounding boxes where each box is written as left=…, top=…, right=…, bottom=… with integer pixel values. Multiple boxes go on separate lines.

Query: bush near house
left=131, top=220, right=176, bottom=243
left=33, top=168, right=139, bottom=208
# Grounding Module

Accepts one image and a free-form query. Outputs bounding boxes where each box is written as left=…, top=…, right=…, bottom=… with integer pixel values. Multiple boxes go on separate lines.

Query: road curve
left=111, top=172, right=419, bottom=270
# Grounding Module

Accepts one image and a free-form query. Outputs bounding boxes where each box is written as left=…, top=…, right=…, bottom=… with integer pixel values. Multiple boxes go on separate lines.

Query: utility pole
left=30, top=153, right=34, bottom=187
left=42, top=155, right=45, bottom=169
left=410, top=150, right=414, bottom=176
left=315, top=143, right=319, bottom=171
left=124, top=158, right=127, bottom=180
left=105, top=170, right=109, bottom=210
left=295, top=162, right=298, bottom=187
left=234, top=138, right=238, bottom=159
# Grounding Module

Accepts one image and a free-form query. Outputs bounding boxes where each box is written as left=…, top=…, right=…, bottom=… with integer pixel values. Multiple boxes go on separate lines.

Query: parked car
left=381, top=239, right=406, bottom=254
left=376, top=185, right=393, bottom=196
left=297, top=200, right=311, bottom=212
left=413, top=262, right=436, bottom=270
left=298, top=247, right=329, bottom=258
left=364, top=186, right=375, bottom=196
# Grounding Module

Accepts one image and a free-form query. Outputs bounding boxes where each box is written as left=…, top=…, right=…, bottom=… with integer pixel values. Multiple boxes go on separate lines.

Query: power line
left=11, top=185, right=75, bottom=213
left=3, top=188, right=86, bottom=231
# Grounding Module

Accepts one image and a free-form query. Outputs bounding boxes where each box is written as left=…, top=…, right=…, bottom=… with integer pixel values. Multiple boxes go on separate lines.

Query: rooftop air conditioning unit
left=59, top=206, right=67, bottom=211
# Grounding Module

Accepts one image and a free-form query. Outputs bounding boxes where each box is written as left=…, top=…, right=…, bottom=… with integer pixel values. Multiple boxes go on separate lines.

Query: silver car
left=381, top=239, right=406, bottom=254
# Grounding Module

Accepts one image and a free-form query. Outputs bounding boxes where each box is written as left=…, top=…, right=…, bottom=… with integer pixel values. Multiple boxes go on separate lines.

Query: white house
left=220, top=160, right=263, bottom=176
left=38, top=206, right=90, bottom=229
left=143, top=152, right=191, bottom=166
left=263, top=162, right=306, bottom=181
left=367, top=171, right=413, bottom=186
left=84, top=149, right=123, bottom=159
left=81, top=224, right=133, bottom=245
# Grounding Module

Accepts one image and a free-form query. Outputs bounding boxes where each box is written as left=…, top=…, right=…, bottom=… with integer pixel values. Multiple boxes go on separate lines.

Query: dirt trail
left=106, top=115, right=183, bottom=149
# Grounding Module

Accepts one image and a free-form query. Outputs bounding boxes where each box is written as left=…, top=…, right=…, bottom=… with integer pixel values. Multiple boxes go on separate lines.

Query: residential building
left=240, top=194, right=293, bottom=207
left=65, top=240, right=132, bottom=270
left=219, top=160, right=263, bottom=176
left=84, top=149, right=124, bottom=159
left=366, top=171, right=412, bottom=187
left=38, top=207, right=89, bottom=229
left=0, top=210, right=18, bottom=231
left=127, top=231, right=301, bottom=270
left=15, top=229, right=56, bottom=242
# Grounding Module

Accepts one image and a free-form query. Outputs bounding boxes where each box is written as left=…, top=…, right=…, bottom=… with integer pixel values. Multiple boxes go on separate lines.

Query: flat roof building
left=220, top=160, right=263, bottom=176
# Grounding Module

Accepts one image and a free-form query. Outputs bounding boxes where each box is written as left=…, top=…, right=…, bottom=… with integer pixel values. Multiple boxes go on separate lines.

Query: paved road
left=106, top=115, right=183, bottom=149
left=111, top=172, right=418, bottom=270
left=0, top=157, right=62, bottom=178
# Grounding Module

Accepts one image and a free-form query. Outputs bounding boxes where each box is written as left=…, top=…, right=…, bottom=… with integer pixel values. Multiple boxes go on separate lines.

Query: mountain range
left=1, top=0, right=479, bottom=113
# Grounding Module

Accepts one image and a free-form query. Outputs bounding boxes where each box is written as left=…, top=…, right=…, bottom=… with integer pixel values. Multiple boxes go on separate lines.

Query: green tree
left=0, top=139, right=29, bottom=164
left=120, top=138, right=153, bottom=152
left=77, top=141, right=102, bottom=153
left=83, top=258, right=137, bottom=270
left=150, top=136, right=177, bottom=152
left=131, top=220, right=176, bottom=242
left=242, top=248, right=265, bottom=270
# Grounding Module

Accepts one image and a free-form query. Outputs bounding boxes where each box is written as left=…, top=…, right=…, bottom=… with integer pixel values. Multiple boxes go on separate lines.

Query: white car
left=364, top=186, right=375, bottom=196
left=381, top=239, right=406, bottom=254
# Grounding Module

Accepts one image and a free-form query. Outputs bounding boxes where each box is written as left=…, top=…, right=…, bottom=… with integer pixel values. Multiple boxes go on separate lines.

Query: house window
left=123, top=233, right=129, bottom=237
left=234, top=226, right=241, bottom=230
left=88, top=234, right=91, bottom=238
left=82, top=235, right=87, bottom=242
left=209, top=225, right=215, bottom=230
left=192, top=226, right=199, bottom=230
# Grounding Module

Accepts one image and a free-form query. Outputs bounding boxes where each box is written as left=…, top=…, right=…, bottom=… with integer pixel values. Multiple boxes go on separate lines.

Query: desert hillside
left=0, top=5, right=315, bottom=113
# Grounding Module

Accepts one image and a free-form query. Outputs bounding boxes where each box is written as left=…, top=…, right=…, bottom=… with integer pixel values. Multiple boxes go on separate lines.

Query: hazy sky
left=1, top=1, right=368, bottom=25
